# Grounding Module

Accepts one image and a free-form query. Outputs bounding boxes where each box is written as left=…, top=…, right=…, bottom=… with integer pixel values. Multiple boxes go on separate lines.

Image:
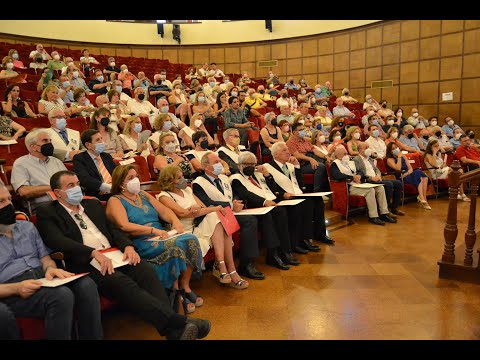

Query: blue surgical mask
left=372, top=120, right=379, bottom=126
left=209, top=82, right=215, bottom=87
left=316, top=124, right=322, bottom=130
left=62, top=81, right=70, bottom=88
left=372, top=130, right=379, bottom=138
left=163, top=121, right=172, bottom=131
left=212, top=163, right=223, bottom=176
left=224, top=80, right=229, bottom=84
left=97, top=76, right=104, bottom=82
left=63, top=186, right=83, bottom=206
left=298, top=130, right=306, bottom=138
left=315, top=88, right=321, bottom=94
left=94, top=142, right=105, bottom=154
left=392, top=148, right=400, bottom=156
left=133, top=123, right=142, bottom=133
left=161, top=106, right=169, bottom=114
left=116, top=86, right=123, bottom=93
left=56, top=118, right=67, bottom=130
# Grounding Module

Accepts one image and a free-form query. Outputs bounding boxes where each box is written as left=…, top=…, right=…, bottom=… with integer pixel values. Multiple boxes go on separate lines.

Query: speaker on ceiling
left=157, top=23, right=164, bottom=38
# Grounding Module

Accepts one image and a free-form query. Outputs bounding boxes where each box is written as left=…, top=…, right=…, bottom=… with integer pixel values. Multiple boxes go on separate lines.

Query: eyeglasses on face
left=74, top=214, right=88, bottom=230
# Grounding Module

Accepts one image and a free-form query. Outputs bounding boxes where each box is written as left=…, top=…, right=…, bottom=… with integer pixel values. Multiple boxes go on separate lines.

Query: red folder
left=216, top=207, right=240, bottom=236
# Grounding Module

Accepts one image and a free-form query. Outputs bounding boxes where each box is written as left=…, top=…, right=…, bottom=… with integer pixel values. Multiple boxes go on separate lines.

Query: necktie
left=59, top=130, right=68, bottom=144
left=234, top=147, right=240, bottom=155
left=213, top=178, right=224, bottom=195
left=248, top=176, right=261, bottom=189
left=282, top=163, right=290, bottom=178
left=95, top=156, right=112, bottom=184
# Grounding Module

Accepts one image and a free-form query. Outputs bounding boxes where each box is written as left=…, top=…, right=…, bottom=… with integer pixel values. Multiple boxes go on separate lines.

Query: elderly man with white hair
left=10, top=129, right=67, bottom=212
left=230, top=151, right=300, bottom=267
left=217, top=128, right=248, bottom=175
left=45, top=108, right=84, bottom=162
left=127, top=87, right=159, bottom=128
left=264, top=142, right=335, bottom=249
left=329, top=145, right=395, bottom=226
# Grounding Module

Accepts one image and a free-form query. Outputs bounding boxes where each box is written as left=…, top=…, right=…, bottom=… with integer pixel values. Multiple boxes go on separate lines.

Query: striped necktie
left=95, top=155, right=112, bottom=184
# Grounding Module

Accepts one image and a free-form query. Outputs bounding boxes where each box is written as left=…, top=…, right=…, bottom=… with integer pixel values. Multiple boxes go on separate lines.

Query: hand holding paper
left=45, top=267, right=75, bottom=281
left=122, top=246, right=141, bottom=266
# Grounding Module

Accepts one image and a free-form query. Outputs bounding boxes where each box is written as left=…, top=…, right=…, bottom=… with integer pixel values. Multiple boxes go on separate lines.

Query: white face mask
left=412, top=112, right=419, bottom=118
left=6, top=62, right=14, bottom=70
left=175, top=88, right=181, bottom=95
left=353, top=133, right=361, bottom=140
left=212, top=162, right=223, bottom=176
left=163, top=142, right=176, bottom=153
left=334, top=135, right=341, bottom=141
left=430, top=120, right=437, bottom=126
left=72, top=71, right=79, bottom=78
left=397, top=112, right=403, bottom=117
left=448, top=120, right=454, bottom=126
left=318, top=135, right=326, bottom=144
left=67, top=62, right=73, bottom=67
left=364, top=148, right=372, bottom=157
left=53, top=54, right=60, bottom=61
left=341, top=155, right=350, bottom=163
left=368, top=110, right=375, bottom=116
left=123, top=69, right=128, bottom=73
left=194, top=119, right=203, bottom=128
left=454, top=133, right=461, bottom=140
left=387, top=120, right=395, bottom=126
left=110, top=62, right=115, bottom=67
left=126, top=177, right=141, bottom=194
left=391, top=132, right=398, bottom=139
left=367, top=99, right=372, bottom=103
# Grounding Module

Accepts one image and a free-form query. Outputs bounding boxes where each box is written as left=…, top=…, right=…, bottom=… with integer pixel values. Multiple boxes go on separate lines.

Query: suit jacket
left=330, top=162, right=367, bottom=184
left=267, top=160, right=304, bottom=201
left=192, top=174, right=231, bottom=208
left=231, top=173, right=277, bottom=209
left=353, top=155, right=381, bottom=181
left=218, top=146, right=246, bottom=175
left=73, top=151, right=117, bottom=197
left=36, top=198, right=133, bottom=274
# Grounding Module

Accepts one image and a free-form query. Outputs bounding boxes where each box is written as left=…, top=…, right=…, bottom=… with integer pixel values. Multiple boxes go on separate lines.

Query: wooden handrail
left=441, top=160, right=479, bottom=267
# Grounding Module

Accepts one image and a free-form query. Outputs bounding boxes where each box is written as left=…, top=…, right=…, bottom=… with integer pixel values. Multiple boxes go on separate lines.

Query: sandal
left=227, top=270, right=249, bottom=290
left=462, top=194, right=471, bottom=202
left=184, top=290, right=204, bottom=307
left=212, top=261, right=231, bottom=284
left=177, top=289, right=196, bottom=314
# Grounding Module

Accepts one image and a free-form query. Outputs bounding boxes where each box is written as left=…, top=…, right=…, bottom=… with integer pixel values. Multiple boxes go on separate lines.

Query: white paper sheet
left=350, top=183, right=384, bottom=189
left=90, top=249, right=129, bottom=271
left=294, top=191, right=333, bottom=197
left=276, top=199, right=305, bottom=206
left=233, top=206, right=275, bottom=215
left=144, top=229, right=191, bottom=242
left=38, top=273, right=89, bottom=288
left=0, top=139, right=18, bottom=146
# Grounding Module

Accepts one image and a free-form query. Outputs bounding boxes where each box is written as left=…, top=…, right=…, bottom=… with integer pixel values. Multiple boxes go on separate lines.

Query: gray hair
left=237, top=151, right=256, bottom=165
left=48, top=108, right=64, bottom=119
left=222, top=127, right=239, bottom=142
left=403, top=124, right=414, bottom=132
left=271, top=141, right=287, bottom=158
left=200, top=151, right=214, bottom=168
left=25, top=128, right=49, bottom=151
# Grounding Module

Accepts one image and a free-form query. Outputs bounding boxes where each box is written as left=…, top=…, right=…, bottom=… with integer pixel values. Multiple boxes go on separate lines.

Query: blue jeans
left=2, top=267, right=103, bottom=340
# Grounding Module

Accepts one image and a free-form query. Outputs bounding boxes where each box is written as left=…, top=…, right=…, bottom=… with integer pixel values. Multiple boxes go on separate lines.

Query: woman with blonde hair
left=37, top=84, right=72, bottom=116
left=311, top=130, right=330, bottom=162
left=154, top=133, right=193, bottom=181
left=168, top=81, right=192, bottom=124
left=119, top=115, right=152, bottom=158
left=106, top=164, right=203, bottom=313
left=156, top=165, right=249, bottom=289
left=107, top=89, right=129, bottom=132
left=345, top=126, right=363, bottom=156
left=148, top=113, right=180, bottom=152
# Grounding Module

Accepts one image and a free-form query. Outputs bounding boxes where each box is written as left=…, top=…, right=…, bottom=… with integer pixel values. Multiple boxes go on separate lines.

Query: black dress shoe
left=294, top=246, right=308, bottom=254
left=186, top=318, right=211, bottom=339
left=266, top=251, right=290, bottom=270
left=318, top=235, right=335, bottom=245
left=301, top=239, right=321, bottom=252
left=238, top=263, right=266, bottom=280
left=281, top=252, right=300, bottom=266
left=380, top=214, right=397, bottom=223
left=369, top=217, right=385, bottom=225
left=166, top=322, right=198, bottom=340
left=391, top=208, right=405, bottom=216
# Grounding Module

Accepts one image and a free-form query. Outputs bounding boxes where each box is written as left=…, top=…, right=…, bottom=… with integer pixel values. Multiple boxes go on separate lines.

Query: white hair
left=25, top=128, right=49, bottom=151
left=271, top=141, right=287, bottom=158
left=222, top=128, right=238, bottom=142
left=237, top=151, right=256, bottom=165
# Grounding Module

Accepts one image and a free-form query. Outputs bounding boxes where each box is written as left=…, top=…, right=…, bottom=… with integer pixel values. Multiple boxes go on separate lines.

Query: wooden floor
left=102, top=197, right=480, bottom=340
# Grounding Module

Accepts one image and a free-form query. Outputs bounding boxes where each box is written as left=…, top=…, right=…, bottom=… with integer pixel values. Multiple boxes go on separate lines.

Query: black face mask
left=435, top=131, right=442, bottom=137
left=344, top=92, right=349, bottom=96
left=138, top=94, right=145, bottom=101
left=407, top=133, right=414, bottom=139
left=0, top=203, right=16, bottom=225
left=157, top=80, right=162, bottom=85
left=382, top=104, right=387, bottom=108
left=242, top=166, right=255, bottom=177
left=282, top=94, right=287, bottom=98
left=100, top=117, right=110, bottom=127
left=259, top=90, right=265, bottom=94
left=271, top=119, right=277, bottom=126
left=200, top=140, right=209, bottom=150
left=290, top=80, right=294, bottom=84
left=40, top=143, right=54, bottom=157
left=423, top=135, right=430, bottom=140
left=338, top=122, right=344, bottom=127
left=469, top=133, right=475, bottom=139
left=35, top=57, right=43, bottom=63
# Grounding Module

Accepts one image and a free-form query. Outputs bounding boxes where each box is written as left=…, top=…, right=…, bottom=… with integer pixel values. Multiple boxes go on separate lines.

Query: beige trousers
left=348, top=185, right=389, bottom=218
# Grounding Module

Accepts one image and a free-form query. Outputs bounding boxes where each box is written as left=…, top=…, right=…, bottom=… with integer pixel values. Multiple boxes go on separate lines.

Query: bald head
left=334, top=145, right=347, bottom=159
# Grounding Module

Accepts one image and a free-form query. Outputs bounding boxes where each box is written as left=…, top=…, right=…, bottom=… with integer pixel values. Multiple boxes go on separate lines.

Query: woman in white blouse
left=119, top=116, right=153, bottom=158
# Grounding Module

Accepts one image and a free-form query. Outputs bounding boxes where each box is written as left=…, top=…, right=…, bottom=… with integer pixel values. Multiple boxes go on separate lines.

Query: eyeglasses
left=242, top=163, right=256, bottom=167
left=74, top=214, right=88, bottom=230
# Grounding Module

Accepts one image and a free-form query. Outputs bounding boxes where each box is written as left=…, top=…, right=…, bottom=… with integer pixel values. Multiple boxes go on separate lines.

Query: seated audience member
left=441, top=116, right=462, bottom=138
left=2, top=84, right=39, bottom=118
left=455, top=134, right=480, bottom=170
left=73, top=129, right=117, bottom=201
left=133, top=71, right=152, bottom=91
left=29, top=44, right=51, bottom=61
left=426, top=116, right=439, bottom=134
left=113, top=79, right=133, bottom=104
left=266, top=70, right=280, bottom=86
left=46, top=51, right=66, bottom=71
left=118, top=64, right=136, bottom=91
left=103, top=57, right=121, bottom=76
left=363, top=114, right=385, bottom=138
left=264, top=142, right=335, bottom=247
left=298, top=102, right=314, bottom=120
left=185, top=130, right=230, bottom=176
left=0, top=56, right=26, bottom=83
left=36, top=170, right=210, bottom=340
left=192, top=152, right=265, bottom=280
left=332, top=97, right=355, bottom=119
left=212, top=91, right=230, bottom=117
left=156, top=165, right=248, bottom=289
left=465, top=129, right=480, bottom=149
left=106, top=165, right=203, bottom=313
left=430, top=126, right=454, bottom=153
left=154, top=133, right=194, bottom=180
left=231, top=151, right=305, bottom=265
left=259, top=112, right=282, bottom=156
left=69, top=67, right=90, bottom=94
left=209, top=62, right=224, bottom=78
left=330, top=146, right=394, bottom=225
left=315, top=81, right=334, bottom=102
left=277, top=105, right=295, bottom=124
left=38, top=84, right=72, bottom=117
left=345, top=126, right=363, bottom=156
left=314, top=106, right=333, bottom=129
left=58, top=74, right=75, bottom=105
left=11, top=129, right=67, bottom=212
left=0, top=184, right=102, bottom=340
left=327, top=129, right=344, bottom=155
left=377, top=100, right=394, bottom=119
left=286, top=122, right=330, bottom=192
left=223, top=96, right=254, bottom=148
left=362, top=106, right=376, bottom=127
left=89, top=107, right=124, bottom=160
left=311, top=130, right=330, bottom=163
left=278, top=120, right=292, bottom=142
left=119, top=116, right=152, bottom=158
left=88, top=69, right=112, bottom=95
left=449, top=128, right=464, bottom=150
left=149, top=113, right=181, bottom=152
left=178, top=113, right=213, bottom=149
left=283, top=78, right=299, bottom=91
left=192, top=90, right=218, bottom=142
left=45, top=108, right=83, bottom=162
left=168, top=82, right=192, bottom=124
left=149, top=72, right=173, bottom=104
left=127, top=87, right=159, bottom=128
left=365, top=124, right=387, bottom=159
left=385, top=142, right=431, bottom=209
left=256, top=84, right=275, bottom=101
left=385, top=127, right=418, bottom=153
left=217, top=128, right=248, bottom=175
left=80, top=49, right=100, bottom=77
left=418, top=128, right=431, bottom=150
left=424, top=139, right=469, bottom=202
left=276, top=90, right=294, bottom=109
left=399, top=124, right=423, bottom=153
left=157, top=98, right=186, bottom=134
left=0, top=115, right=25, bottom=141
left=340, top=88, right=358, bottom=104
left=197, top=63, right=210, bottom=79
left=363, top=94, right=381, bottom=111
left=107, top=89, right=129, bottom=132
left=70, top=88, right=96, bottom=118
left=29, top=51, right=47, bottom=70
left=406, top=108, right=423, bottom=128
left=353, top=142, right=405, bottom=216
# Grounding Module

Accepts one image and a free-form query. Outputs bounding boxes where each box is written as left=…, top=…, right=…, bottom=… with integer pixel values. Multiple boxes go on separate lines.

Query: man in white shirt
left=332, top=97, right=355, bottom=119
left=209, top=63, right=225, bottom=78
left=365, top=124, right=387, bottom=159
left=127, top=87, right=159, bottom=128
left=29, top=44, right=51, bottom=61
left=45, top=108, right=84, bottom=162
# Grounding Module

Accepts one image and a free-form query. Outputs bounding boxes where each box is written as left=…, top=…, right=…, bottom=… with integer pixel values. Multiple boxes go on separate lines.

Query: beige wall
left=0, top=20, right=379, bottom=45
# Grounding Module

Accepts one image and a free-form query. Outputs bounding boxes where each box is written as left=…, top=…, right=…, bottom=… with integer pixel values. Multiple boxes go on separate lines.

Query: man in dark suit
left=192, top=152, right=266, bottom=280
left=230, top=151, right=299, bottom=268
left=35, top=170, right=211, bottom=340
left=73, top=129, right=117, bottom=201
left=264, top=142, right=335, bottom=250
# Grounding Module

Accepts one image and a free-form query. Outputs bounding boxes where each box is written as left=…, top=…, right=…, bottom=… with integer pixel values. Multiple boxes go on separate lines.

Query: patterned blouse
left=0, top=117, right=13, bottom=137
left=164, top=154, right=193, bottom=180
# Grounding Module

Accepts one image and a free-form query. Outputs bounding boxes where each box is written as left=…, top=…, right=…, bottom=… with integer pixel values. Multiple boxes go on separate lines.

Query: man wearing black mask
left=11, top=129, right=67, bottom=213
